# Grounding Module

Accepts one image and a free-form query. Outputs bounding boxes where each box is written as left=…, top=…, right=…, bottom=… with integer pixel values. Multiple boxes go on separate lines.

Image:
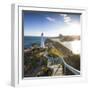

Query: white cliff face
left=41, top=33, right=45, bottom=48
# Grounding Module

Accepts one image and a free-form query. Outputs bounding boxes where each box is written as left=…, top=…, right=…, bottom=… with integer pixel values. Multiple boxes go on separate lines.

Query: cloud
left=60, top=14, right=67, bottom=17
left=46, top=16, right=55, bottom=22
left=60, top=14, right=71, bottom=24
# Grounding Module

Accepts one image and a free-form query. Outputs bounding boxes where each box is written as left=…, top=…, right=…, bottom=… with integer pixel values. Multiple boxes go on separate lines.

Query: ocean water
left=24, top=36, right=46, bottom=48
left=61, top=40, right=80, bottom=54
left=49, top=38, right=80, bottom=54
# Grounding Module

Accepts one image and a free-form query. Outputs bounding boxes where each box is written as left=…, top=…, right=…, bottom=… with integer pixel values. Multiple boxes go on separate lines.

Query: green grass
left=64, top=54, right=80, bottom=70
left=48, top=48, right=63, bottom=57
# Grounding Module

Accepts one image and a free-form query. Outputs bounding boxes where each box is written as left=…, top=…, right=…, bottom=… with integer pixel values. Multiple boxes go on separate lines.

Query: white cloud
left=46, top=16, right=55, bottom=22
left=60, top=14, right=67, bottom=17
left=60, top=14, right=71, bottom=24
left=58, top=23, right=81, bottom=35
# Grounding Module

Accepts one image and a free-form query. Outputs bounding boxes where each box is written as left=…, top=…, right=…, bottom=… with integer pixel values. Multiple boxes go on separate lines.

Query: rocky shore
left=24, top=47, right=53, bottom=77
left=24, top=37, right=80, bottom=77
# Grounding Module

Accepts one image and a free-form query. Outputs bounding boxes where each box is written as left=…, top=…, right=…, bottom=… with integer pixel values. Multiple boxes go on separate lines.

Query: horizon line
left=24, top=34, right=80, bottom=37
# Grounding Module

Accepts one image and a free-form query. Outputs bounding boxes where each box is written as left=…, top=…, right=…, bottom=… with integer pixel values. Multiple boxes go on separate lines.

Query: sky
left=23, top=11, right=81, bottom=37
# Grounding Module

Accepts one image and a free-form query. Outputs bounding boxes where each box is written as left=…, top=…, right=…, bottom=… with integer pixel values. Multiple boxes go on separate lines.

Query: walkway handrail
left=60, top=57, right=80, bottom=75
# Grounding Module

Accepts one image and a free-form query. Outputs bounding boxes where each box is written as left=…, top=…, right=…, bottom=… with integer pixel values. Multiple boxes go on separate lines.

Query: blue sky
left=23, top=11, right=81, bottom=36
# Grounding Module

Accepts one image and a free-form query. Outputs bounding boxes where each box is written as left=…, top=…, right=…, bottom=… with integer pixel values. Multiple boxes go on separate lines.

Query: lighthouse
left=41, top=32, right=45, bottom=48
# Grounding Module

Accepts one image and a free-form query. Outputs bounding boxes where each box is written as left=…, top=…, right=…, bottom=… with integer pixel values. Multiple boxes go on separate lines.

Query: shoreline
left=49, top=37, right=80, bottom=54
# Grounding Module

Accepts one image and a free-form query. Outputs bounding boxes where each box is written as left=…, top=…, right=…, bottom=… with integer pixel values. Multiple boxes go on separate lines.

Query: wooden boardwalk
left=48, top=64, right=63, bottom=76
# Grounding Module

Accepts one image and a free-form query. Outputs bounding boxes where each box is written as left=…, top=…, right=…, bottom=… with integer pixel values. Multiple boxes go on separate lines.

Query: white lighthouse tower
left=41, top=32, right=45, bottom=48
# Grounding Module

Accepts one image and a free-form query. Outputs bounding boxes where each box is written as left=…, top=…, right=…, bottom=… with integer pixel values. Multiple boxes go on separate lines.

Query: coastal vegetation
left=48, top=48, right=63, bottom=57
left=24, top=47, right=53, bottom=77
left=24, top=36, right=80, bottom=77
left=64, top=54, right=80, bottom=70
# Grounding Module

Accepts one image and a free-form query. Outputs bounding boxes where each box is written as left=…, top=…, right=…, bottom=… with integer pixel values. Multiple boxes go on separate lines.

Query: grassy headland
left=24, top=36, right=80, bottom=77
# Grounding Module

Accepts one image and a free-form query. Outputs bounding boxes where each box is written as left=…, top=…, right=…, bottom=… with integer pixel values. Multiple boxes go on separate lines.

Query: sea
left=24, top=36, right=46, bottom=48
left=61, top=40, right=80, bottom=54
left=48, top=38, right=80, bottom=54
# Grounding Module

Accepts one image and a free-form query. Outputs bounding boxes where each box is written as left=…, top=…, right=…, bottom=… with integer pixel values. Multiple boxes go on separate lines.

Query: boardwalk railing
left=60, top=57, right=80, bottom=75
left=44, top=51, right=80, bottom=75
